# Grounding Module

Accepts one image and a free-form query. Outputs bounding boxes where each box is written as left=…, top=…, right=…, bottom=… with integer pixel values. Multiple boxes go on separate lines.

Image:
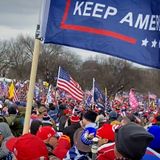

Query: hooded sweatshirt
left=0, top=122, right=13, bottom=158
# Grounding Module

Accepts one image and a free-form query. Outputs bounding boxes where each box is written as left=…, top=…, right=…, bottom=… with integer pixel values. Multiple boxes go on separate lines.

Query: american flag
left=129, top=89, right=138, bottom=109
left=13, top=88, right=19, bottom=103
left=57, top=67, right=83, bottom=102
left=148, top=92, right=157, bottom=100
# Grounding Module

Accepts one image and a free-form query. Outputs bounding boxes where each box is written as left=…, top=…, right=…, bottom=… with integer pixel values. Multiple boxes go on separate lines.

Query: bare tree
left=0, top=40, right=11, bottom=76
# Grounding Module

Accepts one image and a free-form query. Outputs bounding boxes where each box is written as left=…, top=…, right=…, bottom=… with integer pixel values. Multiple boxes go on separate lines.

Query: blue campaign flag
left=40, top=0, right=160, bottom=68
left=86, top=93, right=92, bottom=107
left=93, top=80, right=105, bottom=105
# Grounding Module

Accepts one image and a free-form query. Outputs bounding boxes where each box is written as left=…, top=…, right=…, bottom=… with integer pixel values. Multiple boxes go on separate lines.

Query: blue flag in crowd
left=93, top=80, right=105, bottom=106
left=41, top=0, right=160, bottom=68
left=86, top=93, right=92, bottom=107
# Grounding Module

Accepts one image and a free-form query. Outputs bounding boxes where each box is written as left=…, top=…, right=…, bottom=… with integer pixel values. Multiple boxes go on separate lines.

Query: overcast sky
left=0, top=0, right=43, bottom=39
left=0, top=0, right=145, bottom=67
left=0, top=0, right=104, bottom=59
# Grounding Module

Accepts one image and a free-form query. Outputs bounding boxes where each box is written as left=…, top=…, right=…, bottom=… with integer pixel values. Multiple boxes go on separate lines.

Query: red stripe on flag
left=57, top=80, right=83, bottom=101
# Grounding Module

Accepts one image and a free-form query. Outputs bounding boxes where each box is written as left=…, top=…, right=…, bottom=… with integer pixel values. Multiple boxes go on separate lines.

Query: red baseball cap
left=70, top=115, right=80, bottom=123
left=6, top=133, right=48, bottom=160
left=97, top=124, right=115, bottom=142
left=36, top=126, right=57, bottom=141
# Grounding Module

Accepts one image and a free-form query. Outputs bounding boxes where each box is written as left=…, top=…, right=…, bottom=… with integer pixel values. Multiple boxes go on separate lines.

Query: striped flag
left=57, top=67, right=83, bottom=102
left=129, top=89, right=138, bottom=110
left=45, top=85, right=53, bottom=105
left=13, top=88, right=19, bottom=103
left=148, top=92, right=157, bottom=100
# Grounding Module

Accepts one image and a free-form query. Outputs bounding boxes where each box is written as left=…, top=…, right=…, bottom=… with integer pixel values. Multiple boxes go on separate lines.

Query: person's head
left=38, top=106, right=47, bottom=117
left=6, top=133, right=48, bottom=160
left=70, top=115, right=80, bottom=124
left=96, top=124, right=115, bottom=146
left=8, top=106, right=17, bottom=115
left=36, top=126, right=58, bottom=149
left=30, top=120, right=42, bottom=135
left=115, top=122, right=154, bottom=160
left=82, top=110, right=97, bottom=126
left=109, top=111, right=118, bottom=121
left=42, top=114, right=53, bottom=126
left=49, top=103, right=56, bottom=110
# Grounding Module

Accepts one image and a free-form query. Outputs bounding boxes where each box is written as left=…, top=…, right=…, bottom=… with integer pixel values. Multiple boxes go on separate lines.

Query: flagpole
left=92, top=78, right=95, bottom=108
left=55, top=66, right=61, bottom=100
left=105, top=87, right=107, bottom=109
left=56, top=66, right=61, bottom=87
left=148, top=91, right=150, bottom=108
left=23, top=25, right=41, bottom=134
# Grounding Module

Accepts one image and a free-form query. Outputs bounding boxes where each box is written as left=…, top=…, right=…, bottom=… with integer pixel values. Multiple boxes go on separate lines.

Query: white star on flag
left=151, top=39, right=157, bottom=48
left=141, top=38, right=148, bottom=47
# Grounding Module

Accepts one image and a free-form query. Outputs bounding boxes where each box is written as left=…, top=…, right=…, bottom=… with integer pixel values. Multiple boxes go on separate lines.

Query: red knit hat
left=36, top=126, right=56, bottom=141
left=70, top=115, right=80, bottom=123
left=97, top=124, right=115, bottom=142
left=6, top=133, right=48, bottom=160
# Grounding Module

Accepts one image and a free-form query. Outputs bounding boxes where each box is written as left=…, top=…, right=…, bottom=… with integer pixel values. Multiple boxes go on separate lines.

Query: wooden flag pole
left=23, top=32, right=41, bottom=134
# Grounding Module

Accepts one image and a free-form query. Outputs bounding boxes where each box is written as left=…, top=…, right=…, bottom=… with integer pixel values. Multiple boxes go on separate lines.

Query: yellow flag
left=8, top=82, right=15, bottom=99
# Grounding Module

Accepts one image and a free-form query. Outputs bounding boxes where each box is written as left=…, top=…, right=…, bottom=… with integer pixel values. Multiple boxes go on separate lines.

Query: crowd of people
left=0, top=93, right=159, bottom=160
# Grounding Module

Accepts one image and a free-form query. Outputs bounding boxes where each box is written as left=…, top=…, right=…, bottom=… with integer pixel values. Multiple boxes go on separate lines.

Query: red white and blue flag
left=129, top=89, right=139, bottom=110
left=57, top=66, right=83, bottom=102
left=40, top=0, right=160, bottom=68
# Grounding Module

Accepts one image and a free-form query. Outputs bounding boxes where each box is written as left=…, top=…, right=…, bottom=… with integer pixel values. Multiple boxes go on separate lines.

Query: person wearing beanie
left=4, top=106, right=23, bottom=137
left=0, top=122, right=13, bottom=159
left=97, top=122, right=159, bottom=160
left=108, top=110, right=119, bottom=124
left=42, top=113, right=56, bottom=128
left=58, top=109, right=71, bottom=132
left=63, top=115, right=81, bottom=146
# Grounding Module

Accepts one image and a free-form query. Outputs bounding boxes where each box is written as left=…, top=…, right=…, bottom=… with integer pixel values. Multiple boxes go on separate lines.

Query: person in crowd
left=48, top=103, right=59, bottom=123
left=108, top=110, right=120, bottom=125
left=38, top=106, right=48, bottom=120
left=0, top=122, right=13, bottom=159
left=147, top=115, right=160, bottom=153
left=52, top=133, right=71, bottom=159
left=6, top=133, right=48, bottom=160
left=64, top=110, right=97, bottom=159
left=63, top=114, right=81, bottom=146
left=4, top=105, right=23, bottom=137
left=58, top=109, right=71, bottom=132
left=36, top=126, right=58, bottom=156
left=42, top=113, right=56, bottom=128
left=96, top=123, right=115, bottom=147
left=97, top=122, right=157, bottom=160
left=95, top=108, right=106, bottom=128
left=30, top=119, right=42, bottom=135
